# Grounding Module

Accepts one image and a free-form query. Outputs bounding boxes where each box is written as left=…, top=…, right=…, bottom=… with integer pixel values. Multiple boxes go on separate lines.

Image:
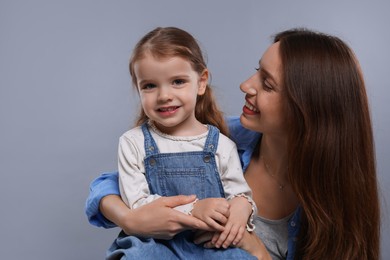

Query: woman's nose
left=240, top=74, right=258, bottom=95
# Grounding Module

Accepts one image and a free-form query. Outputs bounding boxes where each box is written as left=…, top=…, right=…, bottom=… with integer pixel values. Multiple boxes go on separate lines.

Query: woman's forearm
left=100, top=194, right=212, bottom=239
left=100, top=195, right=134, bottom=232
left=238, top=231, right=272, bottom=260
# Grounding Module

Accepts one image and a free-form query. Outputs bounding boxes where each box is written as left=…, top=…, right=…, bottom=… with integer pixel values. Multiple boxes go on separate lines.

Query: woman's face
left=239, top=42, right=287, bottom=136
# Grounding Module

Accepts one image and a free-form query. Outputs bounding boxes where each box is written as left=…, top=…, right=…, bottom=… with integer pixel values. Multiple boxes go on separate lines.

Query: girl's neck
left=150, top=120, right=207, bottom=137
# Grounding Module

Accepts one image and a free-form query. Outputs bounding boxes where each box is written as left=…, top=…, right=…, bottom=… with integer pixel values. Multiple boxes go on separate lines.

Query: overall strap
left=203, top=125, right=219, bottom=154
left=141, top=122, right=160, bottom=157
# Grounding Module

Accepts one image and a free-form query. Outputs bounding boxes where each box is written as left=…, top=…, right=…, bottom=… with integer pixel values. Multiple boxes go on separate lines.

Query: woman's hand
left=100, top=194, right=212, bottom=239
left=195, top=230, right=271, bottom=260
left=236, top=231, right=272, bottom=260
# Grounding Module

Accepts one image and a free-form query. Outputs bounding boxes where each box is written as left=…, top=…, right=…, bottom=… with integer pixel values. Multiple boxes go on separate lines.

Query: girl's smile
left=157, top=106, right=180, bottom=116
left=133, top=53, right=208, bottom=136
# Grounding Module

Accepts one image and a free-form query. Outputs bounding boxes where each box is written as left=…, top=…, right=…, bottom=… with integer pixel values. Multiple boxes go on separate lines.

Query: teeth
left=159, top=107, right=177, bottom=112
left=245, top=101, right=259, bottom=112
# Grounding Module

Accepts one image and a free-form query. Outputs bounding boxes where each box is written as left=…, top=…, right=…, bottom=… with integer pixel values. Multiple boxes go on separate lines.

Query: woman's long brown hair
left=275, top=29, right=380, bottom=259
left=128, top=27, right=228, bottom=136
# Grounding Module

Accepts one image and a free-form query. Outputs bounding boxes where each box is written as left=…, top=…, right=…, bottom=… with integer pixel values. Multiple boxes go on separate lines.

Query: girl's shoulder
left=121, top=125, right=144, bottom=140
left=119, top=126, right=145, bottom=150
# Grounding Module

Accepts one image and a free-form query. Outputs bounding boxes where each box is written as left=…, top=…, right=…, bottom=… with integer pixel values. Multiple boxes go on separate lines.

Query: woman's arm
left=86, top=172, right=213, bottom=238
left=85, top=172, right=121, bottom=228
left=237, top=231, right=272, bottom=260
left=100, top=194, right=213, bottom=239
left=194, top=230, right=271, bottom=260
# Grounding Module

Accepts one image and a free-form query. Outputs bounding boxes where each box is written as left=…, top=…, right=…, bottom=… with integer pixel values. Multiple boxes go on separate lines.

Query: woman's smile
left=242, top=100, right=259, bottom=115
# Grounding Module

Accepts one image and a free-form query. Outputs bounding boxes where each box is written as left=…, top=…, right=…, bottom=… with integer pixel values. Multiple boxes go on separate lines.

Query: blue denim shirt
left=85, top=116, right=301, bottom=259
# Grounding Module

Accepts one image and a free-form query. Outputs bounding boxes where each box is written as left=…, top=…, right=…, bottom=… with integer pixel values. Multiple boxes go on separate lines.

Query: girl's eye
left=255, top=67, right=260, bottom=72
left=173, top=79, right=185, bottom=85
left=142, top=83, right=156, bottom=90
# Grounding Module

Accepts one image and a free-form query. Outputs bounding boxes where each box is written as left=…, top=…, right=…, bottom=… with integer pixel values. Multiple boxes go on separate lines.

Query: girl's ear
left=197, top=69, right=209, bottom=95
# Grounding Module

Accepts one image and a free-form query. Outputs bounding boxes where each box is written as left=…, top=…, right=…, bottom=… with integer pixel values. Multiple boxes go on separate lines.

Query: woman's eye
left=255, top=67, right=260, bottom=72
left=263, top=79, right=273, bottom=91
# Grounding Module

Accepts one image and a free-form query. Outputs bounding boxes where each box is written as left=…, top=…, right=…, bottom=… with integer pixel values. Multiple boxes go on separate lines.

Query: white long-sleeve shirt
left=118, top=123, right=256, bottom=224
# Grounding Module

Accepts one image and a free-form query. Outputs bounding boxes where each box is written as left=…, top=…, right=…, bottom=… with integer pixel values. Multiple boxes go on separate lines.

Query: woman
left=86, top=28, right=380, bottom=259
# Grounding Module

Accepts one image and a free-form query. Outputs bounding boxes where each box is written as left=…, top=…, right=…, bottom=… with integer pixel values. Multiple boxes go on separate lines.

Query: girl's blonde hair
left=129, top=27, right=228, bottom=136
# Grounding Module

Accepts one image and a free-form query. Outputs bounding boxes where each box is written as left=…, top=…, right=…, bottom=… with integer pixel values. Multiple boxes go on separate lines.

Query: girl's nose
left=240, top=74, right=258, bottom=96
left=157, top=86, right=173, bottom=102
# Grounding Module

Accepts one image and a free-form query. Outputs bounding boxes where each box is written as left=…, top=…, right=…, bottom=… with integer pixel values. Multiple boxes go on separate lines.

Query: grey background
left=1, top=0, right=389, bottom=259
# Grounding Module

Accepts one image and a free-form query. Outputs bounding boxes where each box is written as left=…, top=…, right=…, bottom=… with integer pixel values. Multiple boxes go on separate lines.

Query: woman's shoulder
left=226, top=116, right=261, bottom=148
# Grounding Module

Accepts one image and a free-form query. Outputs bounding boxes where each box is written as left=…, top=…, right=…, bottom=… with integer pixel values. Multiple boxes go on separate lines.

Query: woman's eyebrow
left=258, top=60, right=281, bottom=90
left=258, top=61, right=275, bottom=81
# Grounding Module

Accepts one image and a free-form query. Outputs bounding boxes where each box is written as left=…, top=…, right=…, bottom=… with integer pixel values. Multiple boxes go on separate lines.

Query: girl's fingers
left=232, top=226, right=245, bottom=246
left=222, top=226, right=239, bottom=248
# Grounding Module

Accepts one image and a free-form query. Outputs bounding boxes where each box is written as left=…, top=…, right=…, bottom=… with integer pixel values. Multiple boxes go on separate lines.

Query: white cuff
left=173, top=199, right=198, bottom=215
left=227, top=194, right=257, bottom=232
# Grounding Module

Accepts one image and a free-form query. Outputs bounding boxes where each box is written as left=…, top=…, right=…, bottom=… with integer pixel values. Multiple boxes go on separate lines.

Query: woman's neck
left=246, top=134, right=299, bottom=219
left=258, top=134, right=288, bottom=176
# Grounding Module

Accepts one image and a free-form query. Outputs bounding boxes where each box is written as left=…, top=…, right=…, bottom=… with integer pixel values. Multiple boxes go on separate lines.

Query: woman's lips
left=242, top=100, right=259, bottom=115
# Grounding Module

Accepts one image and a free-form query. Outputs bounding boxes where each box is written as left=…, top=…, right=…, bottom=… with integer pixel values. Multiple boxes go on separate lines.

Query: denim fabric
left=106, top=123, right=255, bottom=260
left=108, top=231, right=255, bottom=260
left=143, top=123, right=225, bottom=199
left=86, top=117, right=301, bottom=259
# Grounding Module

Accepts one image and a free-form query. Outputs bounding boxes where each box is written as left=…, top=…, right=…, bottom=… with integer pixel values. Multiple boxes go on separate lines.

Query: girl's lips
left=157, top=106, right=179, bottom=116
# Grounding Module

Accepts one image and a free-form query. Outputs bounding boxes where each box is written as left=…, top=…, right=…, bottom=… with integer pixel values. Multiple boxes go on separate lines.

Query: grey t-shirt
left=253, top=213, right=293, bottom=260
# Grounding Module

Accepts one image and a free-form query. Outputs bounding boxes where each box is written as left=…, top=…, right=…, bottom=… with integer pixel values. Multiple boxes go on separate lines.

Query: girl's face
left=239, top=42, right=287, bottom=136
left=134, top=53, right=208, bottom=135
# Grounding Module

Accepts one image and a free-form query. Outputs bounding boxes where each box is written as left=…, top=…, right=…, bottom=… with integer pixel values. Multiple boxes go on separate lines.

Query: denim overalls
left=106, top=123, right=256, bottom=260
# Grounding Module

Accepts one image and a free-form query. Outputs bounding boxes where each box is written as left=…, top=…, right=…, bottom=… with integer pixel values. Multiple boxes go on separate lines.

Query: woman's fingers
left=193, top=230, right=214, bottom=244
left=161, top=194, right=197, bottom=208
left=175, top=212, right=212, bottom=231
left=204, top=216, right=225, bottom=232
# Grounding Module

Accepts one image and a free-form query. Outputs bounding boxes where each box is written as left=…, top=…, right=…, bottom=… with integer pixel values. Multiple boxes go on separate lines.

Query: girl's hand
left=100, top=194, right=212, bottom=239
left=211, top=196, right=252, bottom=248
left=190, top=198, right=230, bottom=232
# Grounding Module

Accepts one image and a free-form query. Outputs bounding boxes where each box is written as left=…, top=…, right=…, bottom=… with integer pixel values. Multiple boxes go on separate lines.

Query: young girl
left=108, top=27, right=257, bottom=260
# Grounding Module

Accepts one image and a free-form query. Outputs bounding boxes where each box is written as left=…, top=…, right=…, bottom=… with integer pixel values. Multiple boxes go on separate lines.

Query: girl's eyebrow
left=138, top=79, right=152, bottom=86
left=170, top=74, right=191, bottom=79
